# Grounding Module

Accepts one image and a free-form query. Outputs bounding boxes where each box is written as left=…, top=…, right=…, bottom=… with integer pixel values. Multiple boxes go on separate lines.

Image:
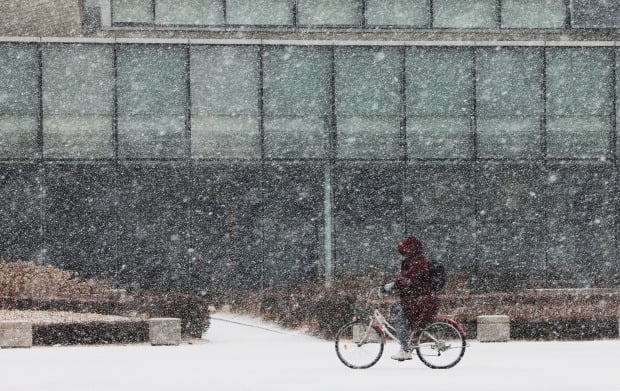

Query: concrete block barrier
left=0, top=321, right=33, bottom=348
left=477, top=315, right=510, bottom=342
left=149, top=318, right=181, bottom=346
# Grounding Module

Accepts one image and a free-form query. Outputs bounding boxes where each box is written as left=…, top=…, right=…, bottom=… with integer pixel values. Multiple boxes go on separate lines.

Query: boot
left=390, top=349, right=413, bottom=361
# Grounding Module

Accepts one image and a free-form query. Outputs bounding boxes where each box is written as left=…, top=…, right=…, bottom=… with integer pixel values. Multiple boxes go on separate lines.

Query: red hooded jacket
left=393, top=236, right=440, bottom=329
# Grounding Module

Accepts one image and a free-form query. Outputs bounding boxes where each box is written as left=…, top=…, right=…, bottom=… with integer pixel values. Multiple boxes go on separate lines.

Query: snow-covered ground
left=2, top=312, right=618, bottom=391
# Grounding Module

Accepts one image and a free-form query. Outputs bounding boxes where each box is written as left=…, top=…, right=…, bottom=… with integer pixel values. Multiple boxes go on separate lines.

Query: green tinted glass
left=546, top=48, right=612, bottom=158
left=476, top=48, right=542, bottom=158
left=117, top=45, right=187, bottom=159
left=433, top=0, right=496, bottom=28
left=501, top=0, right=565, bottom=28
left=263, top=46, right=330, bottom=159
left=366, top=0, right=428, bottom=27
left=0, top=45, right=39, bottom=159
left=406, top=48, right=472, bottom=158
left=43, top=45, right=114, bottom=159
left=112, top=0, right=152, bottom=24
left=335, top=47, right=401, bottom=159
left=297, top=0, right=362, bottom=26
left=191, top=46, right=260, bottom=159
left=156, top=0, right=224, bottom=25
left=227, top=0, right=292, bottom=25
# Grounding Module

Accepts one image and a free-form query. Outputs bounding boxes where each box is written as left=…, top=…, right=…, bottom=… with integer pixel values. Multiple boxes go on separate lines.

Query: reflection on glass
left=546, top=48, right=612, bottom=158
left=335, top=48, right=401, bottom=159
left=156, top=0, right=224, bottom=25
left=0, top=45, right=39, bottom=159
left=112, top=0, right=152, bottom=24
left=366, top=0, right=428, bottom=27
left=191, top=46, right=260, bottom=159
left=227, top=0, right=292, bottom=25
left=476, top=48, right=542, bottom=158
left=117, top=45, right=187, bottom=159
left=433, top=0, right=496, bottom=28
left=501, top=0, right=565, bottom=29
left=297, top=0, right=362, bottom=26
left=43, top=45, right=114, bottom=158
left=263, top=46, right=330, bottom=159
left=406, top=48, right=472, bottom=158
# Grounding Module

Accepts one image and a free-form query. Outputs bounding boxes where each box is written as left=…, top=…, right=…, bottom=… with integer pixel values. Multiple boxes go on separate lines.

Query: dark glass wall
left=1, top=41, right=619, bottom=292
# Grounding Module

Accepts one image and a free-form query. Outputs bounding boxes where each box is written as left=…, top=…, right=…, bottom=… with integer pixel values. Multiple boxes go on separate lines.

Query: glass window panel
left=547, top=220, right=615, bottom=287
left=112, top=0, right=152, bottom=24
left=501, top=0, right=565, bottom=28
left=546, top=48, right=612, bottom=159
left=45, top=164, right=116, bottom=278
left=117, top=45, right=187, bottom=159
left=263, top=163, right=323, bottom=287
left=337, top=117, right=401, bottom=159
left=263, top=46, right=331, bottom=159
left=117, top=164, right=189, bottom=291
left=546, top=164, right=614, bottom=223
left=406, top=48, right=472, bottom=158
left=406, top=163, right=475, bottom=223
left=333, top=163, right=404, bottom=276
left=263, top=46, right=330, bottom=117
left=191, top=46, right=259, bottom=159
left=0, top=165, right=42, bottom=261
left=433, top=0, right=496, bottom=28
left=227, top=0, right=293, bottom=25
left=476, top=48, right=542, bottom=158
left=545, top=164, right=615, bottom=287
left=264, top=117, right=329, bottom=159
left=477, top=119, right=540, bottom=158
left=191, top=163, right=263, bottom=292
left=476, top=222, right=544, bottom=291
left=478, top=163, right=544, bottom=223
left=571, top=0, right=620, bottom=28
left=335, top=47, right=401, bottom=159
left=42, top=45, right=113, bottom=159
left=0, top=45, right=39, bottom=159
left=297, top=0, right=362, bottom=26
left=366, top=0, right=428, bottom=27
left=155, top=0, right=224, bottom=25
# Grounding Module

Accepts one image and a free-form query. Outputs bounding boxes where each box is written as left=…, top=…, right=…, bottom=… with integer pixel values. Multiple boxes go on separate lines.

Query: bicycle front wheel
left=415, top=320, right=466, bottom=369
left=335, top=320, right=384, bottom=369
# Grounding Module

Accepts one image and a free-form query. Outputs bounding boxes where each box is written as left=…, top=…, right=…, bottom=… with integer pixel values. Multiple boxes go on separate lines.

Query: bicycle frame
left=336, top=287, right=468, bottom=369
left=354, top=288, right=467, bottom=348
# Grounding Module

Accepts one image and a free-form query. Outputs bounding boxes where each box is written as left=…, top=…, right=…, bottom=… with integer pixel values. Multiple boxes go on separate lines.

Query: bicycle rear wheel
left=415, top=320, right=466, bottom=369
left=335, top=320, right=384, bottom=369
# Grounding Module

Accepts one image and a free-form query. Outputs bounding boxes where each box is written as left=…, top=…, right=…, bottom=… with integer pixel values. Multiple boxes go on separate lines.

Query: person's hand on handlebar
left=382, top=282, right=395, bottom=293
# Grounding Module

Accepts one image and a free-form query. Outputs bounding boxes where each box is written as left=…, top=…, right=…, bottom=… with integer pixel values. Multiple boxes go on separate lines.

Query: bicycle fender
left=436, top=316, right=467, bottom=338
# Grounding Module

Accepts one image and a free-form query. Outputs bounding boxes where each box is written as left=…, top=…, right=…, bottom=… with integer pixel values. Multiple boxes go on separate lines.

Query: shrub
left=34, top=321, right=149, bottom=345
left=216, top=278, right=620, bottom=340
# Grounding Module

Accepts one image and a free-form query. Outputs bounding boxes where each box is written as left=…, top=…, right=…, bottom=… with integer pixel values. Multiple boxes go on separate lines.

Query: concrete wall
left=0, top=0, right=82, bottom=37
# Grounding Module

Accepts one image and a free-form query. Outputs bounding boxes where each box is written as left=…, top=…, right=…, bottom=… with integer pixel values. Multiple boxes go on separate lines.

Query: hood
left=397, top=236, right=423, bottom=257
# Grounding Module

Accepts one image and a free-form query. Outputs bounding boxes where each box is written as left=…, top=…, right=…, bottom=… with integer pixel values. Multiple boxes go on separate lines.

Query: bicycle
left=334, top=287, right=467, bottom=369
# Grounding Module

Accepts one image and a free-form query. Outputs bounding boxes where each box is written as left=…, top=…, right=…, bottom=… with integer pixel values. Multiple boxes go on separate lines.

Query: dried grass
left=0, top=261, right=115, bottom=299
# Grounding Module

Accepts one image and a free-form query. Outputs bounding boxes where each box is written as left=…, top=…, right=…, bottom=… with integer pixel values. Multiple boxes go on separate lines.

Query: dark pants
left=390, top=301, right=411, bottom=352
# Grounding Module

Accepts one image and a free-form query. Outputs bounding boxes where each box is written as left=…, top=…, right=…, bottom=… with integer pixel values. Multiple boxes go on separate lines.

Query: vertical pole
left=323, top=165, right=333, bottom=285
left=324, top=45, right=337, bottom=286
left=37, top=43, right=45, bottom=265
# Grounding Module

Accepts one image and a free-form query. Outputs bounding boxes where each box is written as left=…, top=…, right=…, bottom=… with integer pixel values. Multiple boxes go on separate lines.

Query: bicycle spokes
left=415, top=321, right=466, bottom=369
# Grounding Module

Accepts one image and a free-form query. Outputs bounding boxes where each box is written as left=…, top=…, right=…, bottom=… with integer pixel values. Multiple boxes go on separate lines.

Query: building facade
left=1, top=1, right=620, bottom=293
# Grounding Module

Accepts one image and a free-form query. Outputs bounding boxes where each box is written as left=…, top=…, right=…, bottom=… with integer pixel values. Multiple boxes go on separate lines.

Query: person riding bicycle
left=382, top=236, right=440, bottom=361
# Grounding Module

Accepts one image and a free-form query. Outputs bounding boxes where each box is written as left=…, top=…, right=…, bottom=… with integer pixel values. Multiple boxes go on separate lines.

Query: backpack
left=427, top=259, right=446, bottom=292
